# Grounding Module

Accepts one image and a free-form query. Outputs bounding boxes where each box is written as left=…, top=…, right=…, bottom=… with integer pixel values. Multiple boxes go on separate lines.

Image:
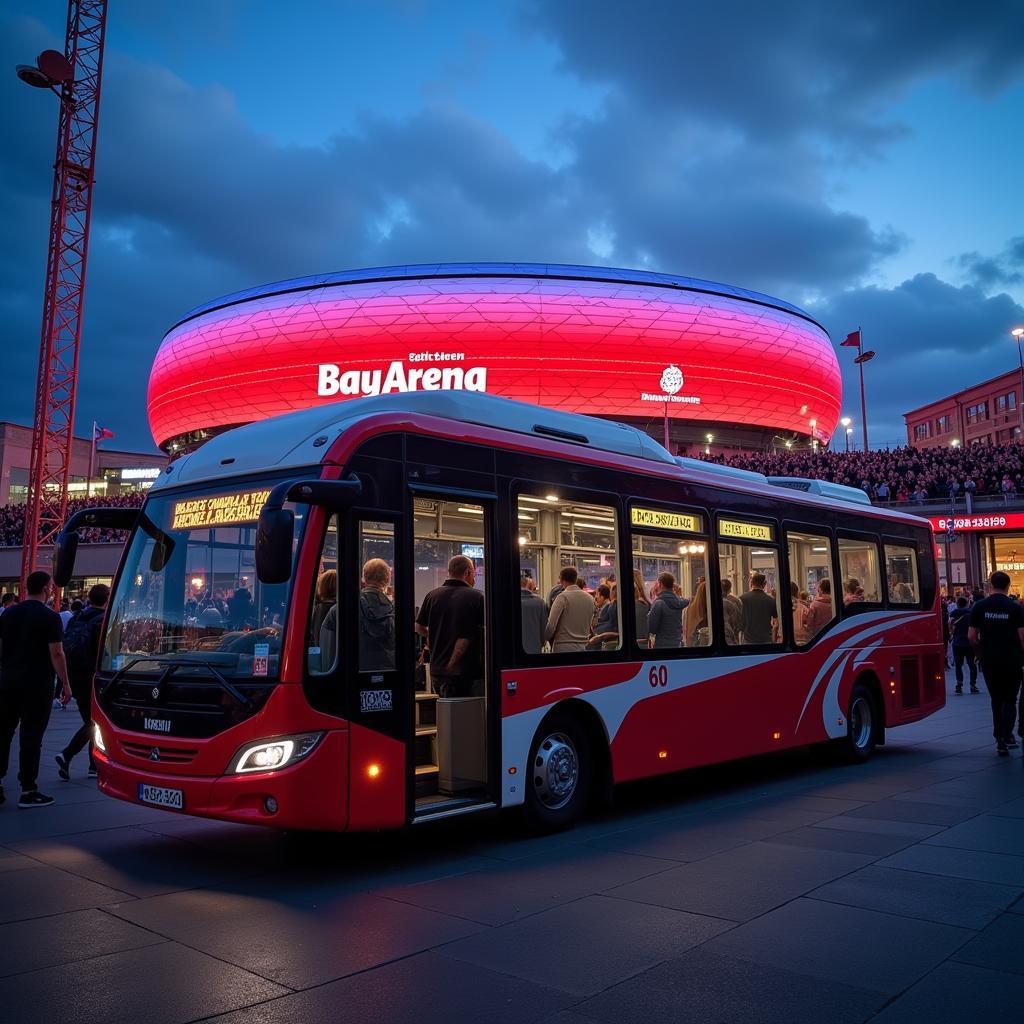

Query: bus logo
left=360, top=689, right=393, bottom=713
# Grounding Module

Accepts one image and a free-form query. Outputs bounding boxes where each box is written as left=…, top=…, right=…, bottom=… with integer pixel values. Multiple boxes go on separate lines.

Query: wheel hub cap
left=533, top=732, right=579, bottom=810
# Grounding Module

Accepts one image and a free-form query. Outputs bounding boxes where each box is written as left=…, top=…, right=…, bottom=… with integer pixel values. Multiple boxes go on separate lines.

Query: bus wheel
left=840, top=683, right=877, bottom=763
left=525, top=713, right=591, bottom=832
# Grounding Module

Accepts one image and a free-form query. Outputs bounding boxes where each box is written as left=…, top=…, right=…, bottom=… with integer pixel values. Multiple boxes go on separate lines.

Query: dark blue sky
left=2, top=0, right=1022, bottom=451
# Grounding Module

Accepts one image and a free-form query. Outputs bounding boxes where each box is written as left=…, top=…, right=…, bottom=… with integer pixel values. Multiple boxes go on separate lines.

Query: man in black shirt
left=0, top=571, right=72, bottom=807
left=415, top=556, right=484, bottom=697
left=969, top=571, right=1024, bottom=756
left=949, top=596, right=979, bottom=695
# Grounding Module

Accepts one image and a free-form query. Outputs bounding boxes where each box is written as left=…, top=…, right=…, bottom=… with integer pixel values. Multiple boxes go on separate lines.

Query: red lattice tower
left=19, top=0, right=108, bottom=596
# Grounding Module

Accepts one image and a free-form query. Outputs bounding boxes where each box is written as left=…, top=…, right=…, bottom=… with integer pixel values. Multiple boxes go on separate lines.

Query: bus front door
left=411, top=494, right=492, bottom=816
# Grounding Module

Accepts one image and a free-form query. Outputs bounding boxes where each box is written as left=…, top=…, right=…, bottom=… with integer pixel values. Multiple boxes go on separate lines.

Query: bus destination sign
left=630, top=507, right=702, bottom=533
left=719, top=518, right=774, bottom=542
left=171, top=489, right=272, bottom=531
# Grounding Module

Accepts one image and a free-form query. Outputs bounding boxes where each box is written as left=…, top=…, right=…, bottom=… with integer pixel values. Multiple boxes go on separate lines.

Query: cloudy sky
left=2, top=0, right=1023, bottom=452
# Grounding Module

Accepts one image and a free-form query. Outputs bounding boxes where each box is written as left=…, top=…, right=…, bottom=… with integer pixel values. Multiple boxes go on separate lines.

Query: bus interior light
left=230, top=732, right=323, bottom=774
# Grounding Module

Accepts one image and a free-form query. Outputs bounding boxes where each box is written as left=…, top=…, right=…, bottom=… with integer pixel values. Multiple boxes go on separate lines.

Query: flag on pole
left=840, top=330, right=862, bottom=348
left=93, top=424, right=114, bottom=442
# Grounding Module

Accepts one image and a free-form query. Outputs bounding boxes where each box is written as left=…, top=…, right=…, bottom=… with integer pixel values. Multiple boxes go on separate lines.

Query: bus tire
left=839, top=682, right=877, bottom=763
left=524, top=712, right=591, bottom=832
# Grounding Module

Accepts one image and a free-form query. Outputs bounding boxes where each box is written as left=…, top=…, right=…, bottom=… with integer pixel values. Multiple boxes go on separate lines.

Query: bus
left=55, top=392, right=944, bottom=832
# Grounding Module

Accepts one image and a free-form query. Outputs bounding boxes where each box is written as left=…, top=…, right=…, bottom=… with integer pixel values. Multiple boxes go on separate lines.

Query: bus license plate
left=137, top=783, right=184, bottom=810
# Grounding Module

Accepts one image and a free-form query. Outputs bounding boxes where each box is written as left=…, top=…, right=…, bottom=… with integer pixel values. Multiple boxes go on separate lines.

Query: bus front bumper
left=94, top=729, right=349, bottom=831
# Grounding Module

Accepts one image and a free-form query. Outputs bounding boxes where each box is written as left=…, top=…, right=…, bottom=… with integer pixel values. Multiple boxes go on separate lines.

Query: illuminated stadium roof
left=148, top=262, right=841, bottom=452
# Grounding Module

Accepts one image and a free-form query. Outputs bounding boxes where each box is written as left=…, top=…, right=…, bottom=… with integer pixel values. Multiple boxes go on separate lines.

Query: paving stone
left=877, top=844, right=1024, bottom=886
left=0, top=941, right=287, bottom=1024
left=0, top=909, right=165, bottom=978
left=844, top=799, right=980, bottom=826
left=809, top=864, right=1021, bottom=929
left=375, top=847, right=678, bottom=926
left=763, top=824, right=917, bottom=857
left=606, top=841, right=872, bottom=921
left=952, top=913, right=1024, bottom=975
left=869, top=961, right=1024, bottom=1022
left=0, top=864, right=132, bottom=924
left=108, top=884, right=485, bottom=988
left=813, top=814, right=944, bottom=839
left=923, top=814, right=1024, bottom=856
left=704, top=897, right=972, bottom=996
left=10, top=826, right=255, bottom=898
left=441, top=894, right=732, bottom=996
left=583, top=815, right=781, bottom=862
left=206, top=951, right=573, bottom=1024
left=577, top=947, right=885, bottom=1024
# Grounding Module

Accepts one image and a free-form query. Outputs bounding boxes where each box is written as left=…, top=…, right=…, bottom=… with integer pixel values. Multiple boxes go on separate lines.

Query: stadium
left=147, top=263, right=841, bottom=455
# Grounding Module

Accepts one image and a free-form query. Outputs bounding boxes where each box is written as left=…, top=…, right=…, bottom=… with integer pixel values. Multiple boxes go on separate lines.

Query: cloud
left=957, top=236, right=1024, bottom=288
left=3, top=2, right=1023, bottom=450
left=819, top=274, right=1024, bottom=444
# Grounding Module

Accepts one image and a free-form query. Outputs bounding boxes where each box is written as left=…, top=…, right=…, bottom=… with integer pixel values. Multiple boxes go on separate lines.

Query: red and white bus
left=56, top=392, right=944, bottom=832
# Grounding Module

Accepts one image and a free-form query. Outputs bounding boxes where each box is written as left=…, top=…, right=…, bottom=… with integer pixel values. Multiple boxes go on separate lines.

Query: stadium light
left=1013, top=328, right=1024, bottom=439
left=950, top=438, right=960, bottom=447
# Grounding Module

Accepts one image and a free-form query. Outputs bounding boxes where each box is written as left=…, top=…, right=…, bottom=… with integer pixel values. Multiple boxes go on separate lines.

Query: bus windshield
left=101, top=484, right=304, bottom=678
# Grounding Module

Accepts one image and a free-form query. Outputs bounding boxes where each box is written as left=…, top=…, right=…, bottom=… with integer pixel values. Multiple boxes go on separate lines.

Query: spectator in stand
left=0, top=593, right=14, bottom=616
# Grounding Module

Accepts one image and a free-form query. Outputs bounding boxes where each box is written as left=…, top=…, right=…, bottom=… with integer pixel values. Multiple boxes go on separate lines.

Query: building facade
left=904, top=368, right=1024, bottom=449
left=0, top=422, right=167, bottom=595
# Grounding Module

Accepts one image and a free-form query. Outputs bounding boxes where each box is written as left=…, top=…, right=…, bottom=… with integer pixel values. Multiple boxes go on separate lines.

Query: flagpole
left=89, top=420, right=97, bottom=487
left=858, top=326, right=868, bottom=452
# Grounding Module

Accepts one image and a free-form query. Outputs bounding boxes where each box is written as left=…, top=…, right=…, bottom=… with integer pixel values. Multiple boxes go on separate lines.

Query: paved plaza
left=1, top=675, right=1023, bottom=1024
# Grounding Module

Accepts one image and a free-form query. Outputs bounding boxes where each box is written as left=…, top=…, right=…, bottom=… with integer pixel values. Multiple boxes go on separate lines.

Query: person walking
left=949, top=595, right=979, bottom=695
left=544, top=567, right=595, bottom=653
left=55, top=583, right=109, bottom=781
left=969, top=571, right=1024, bottom=757
left=0, top=571, right=72, bottom=808
left=415, top=556, right=484, bottom=697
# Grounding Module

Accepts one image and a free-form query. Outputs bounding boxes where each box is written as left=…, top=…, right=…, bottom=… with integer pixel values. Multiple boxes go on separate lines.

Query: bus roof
left=151, top=392, right=929, bottom=529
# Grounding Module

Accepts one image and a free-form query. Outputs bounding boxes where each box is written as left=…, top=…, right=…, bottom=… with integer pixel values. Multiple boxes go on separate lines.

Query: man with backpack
left=55, top=583, right=109, bottom=781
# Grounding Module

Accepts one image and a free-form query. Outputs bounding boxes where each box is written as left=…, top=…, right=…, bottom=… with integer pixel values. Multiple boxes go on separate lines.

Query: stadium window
left=996, top=392, right=1017, bottom=413
left=885, top=544, right=920, bottom=605
left=786, top=531, right=836, bottom=645
left=934, top=414, right=952, bottom=435
left=717, top=518, right=782, bottom=647
left=517, top=493, right=621, bottom=655
left=838, top=536, right=882, bottom=609
left=630, top=507, right=710, bottom=650
left=913, top=423, right=930, bottom=442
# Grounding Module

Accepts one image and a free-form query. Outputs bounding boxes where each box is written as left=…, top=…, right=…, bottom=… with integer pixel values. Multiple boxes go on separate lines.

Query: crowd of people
left=709, top=442, right=1024, bottom=504
left=0, top=492, right=146, bottom=547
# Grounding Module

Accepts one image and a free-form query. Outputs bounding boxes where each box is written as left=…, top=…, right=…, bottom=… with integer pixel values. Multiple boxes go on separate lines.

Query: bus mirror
left=52, top=530, right=79, bottom=588
left=256, top=507, right=295, bottom=584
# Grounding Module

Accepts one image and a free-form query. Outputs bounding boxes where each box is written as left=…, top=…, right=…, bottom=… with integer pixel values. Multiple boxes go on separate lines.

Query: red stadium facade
left=147, top=264, right=841, bottom=454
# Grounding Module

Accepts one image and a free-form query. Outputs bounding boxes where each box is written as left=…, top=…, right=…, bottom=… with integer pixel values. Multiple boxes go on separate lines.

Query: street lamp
left=1013, top=327, right=1024, bottom=442
left=840, top=416, right=852, bottom=452
left=951, top=438, right=960, bottom=448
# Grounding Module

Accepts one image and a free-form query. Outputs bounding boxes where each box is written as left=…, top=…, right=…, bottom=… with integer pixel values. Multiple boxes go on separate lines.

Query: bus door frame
left=406, top=483, right=499, bottom=820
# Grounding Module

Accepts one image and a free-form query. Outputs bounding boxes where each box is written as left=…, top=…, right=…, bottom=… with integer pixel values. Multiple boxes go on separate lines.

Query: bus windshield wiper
left=109, top=654, right=255, bottom=709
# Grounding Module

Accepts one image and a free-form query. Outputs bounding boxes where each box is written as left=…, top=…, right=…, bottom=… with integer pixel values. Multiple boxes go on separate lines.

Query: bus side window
left=786, top=531, right=835, bottom=645
left=838, top=537, right=882, bottom=609
left=308, top=515, right=339, bottom=675
left=517, top=493, right=620, bottom=655
left=631, top=529, right=710, bottom=649
left=357, top=521, right=396, bottom=672
left=885, top=544, right=920, bottom=605
left=718, top=541, right=783, bottom=646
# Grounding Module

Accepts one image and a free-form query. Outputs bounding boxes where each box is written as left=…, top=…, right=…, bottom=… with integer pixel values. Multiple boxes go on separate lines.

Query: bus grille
left=120, top=741, right=198, bottom=765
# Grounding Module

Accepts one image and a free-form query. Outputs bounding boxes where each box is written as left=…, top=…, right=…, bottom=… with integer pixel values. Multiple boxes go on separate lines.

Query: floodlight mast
left=18, top=1, right=108, bottom=602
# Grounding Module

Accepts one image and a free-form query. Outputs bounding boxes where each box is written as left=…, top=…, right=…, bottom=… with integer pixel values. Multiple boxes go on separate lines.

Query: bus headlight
left=229, top=733, right=323, bottom=774
left=93, top=722, right=107, bottom=753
